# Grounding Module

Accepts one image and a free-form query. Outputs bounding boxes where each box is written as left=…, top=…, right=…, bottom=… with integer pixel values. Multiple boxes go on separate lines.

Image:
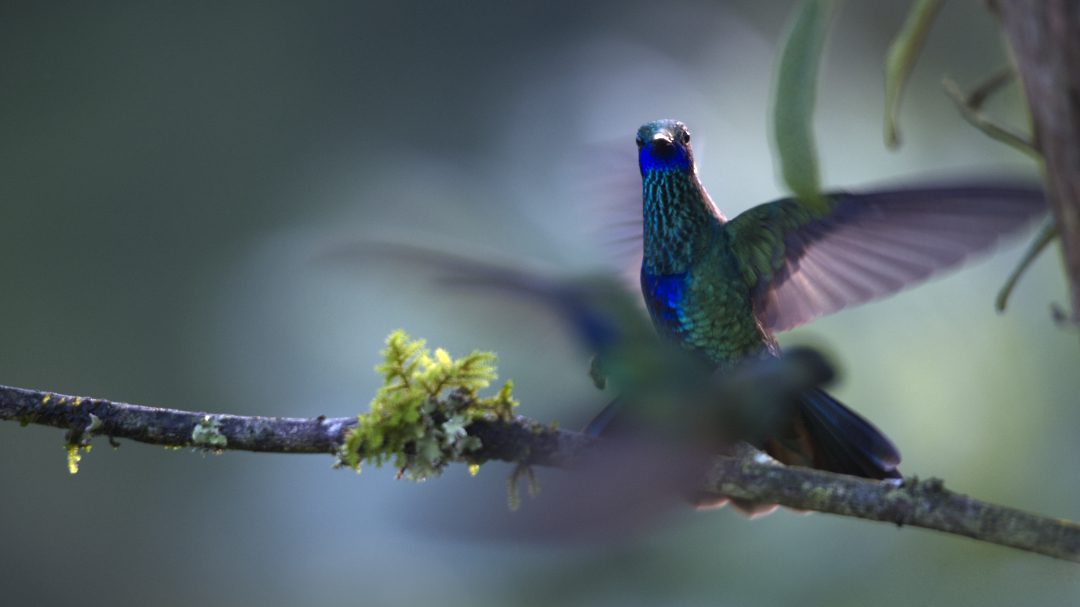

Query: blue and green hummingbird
left=586, top=119, right=1046, bottom=481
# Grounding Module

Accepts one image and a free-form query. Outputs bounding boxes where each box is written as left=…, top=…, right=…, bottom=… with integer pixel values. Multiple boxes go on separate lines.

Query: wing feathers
left=735, top=184, right=1046, bottom=332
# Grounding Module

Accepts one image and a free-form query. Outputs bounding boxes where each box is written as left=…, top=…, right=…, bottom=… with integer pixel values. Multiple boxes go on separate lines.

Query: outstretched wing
left=725, top=183, right=1047, bottom=332
left=567, top=140, right=644, bottom=286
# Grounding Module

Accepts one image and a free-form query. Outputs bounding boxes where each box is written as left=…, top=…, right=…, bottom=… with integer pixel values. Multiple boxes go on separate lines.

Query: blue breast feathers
left=641, top=271, right=689, bottom=334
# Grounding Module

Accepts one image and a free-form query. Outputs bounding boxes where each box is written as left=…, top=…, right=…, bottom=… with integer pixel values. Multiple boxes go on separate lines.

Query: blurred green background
left=2, top=1, right=1078, bottom=605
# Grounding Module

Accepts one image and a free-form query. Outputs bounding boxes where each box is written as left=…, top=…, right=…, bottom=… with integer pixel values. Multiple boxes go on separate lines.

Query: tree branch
left=3, top=382, right=1078, bottom=562
left=703, top=457, right=1080, bottom=562
left=991, top=0, right=1080, bottom=322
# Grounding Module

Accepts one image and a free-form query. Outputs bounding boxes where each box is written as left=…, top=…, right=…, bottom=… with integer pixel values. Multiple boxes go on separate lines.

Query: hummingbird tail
left=791, top=388, right=902, bottom=480
left=583, top=398, right=622, bottom=437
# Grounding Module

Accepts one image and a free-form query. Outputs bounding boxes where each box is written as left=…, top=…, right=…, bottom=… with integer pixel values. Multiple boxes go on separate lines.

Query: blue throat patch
left=639, top=144, right=692, bottom=175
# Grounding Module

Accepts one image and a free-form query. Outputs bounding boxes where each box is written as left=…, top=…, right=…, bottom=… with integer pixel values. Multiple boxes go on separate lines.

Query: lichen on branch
left=337, top=330, right=518, bottom=479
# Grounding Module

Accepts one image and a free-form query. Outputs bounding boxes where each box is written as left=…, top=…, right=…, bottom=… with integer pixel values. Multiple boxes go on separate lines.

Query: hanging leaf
left=883, top=0, right=945, bottom=149
left=772, top=0, right=837, bottom=214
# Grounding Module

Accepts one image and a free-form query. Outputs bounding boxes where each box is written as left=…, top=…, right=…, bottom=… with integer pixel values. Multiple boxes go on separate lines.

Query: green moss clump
left=339, top=330, right=518, bottom=480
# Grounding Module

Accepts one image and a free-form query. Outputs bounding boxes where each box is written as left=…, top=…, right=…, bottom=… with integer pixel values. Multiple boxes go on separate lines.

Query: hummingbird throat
left=641, top=168, right=723, bottom=275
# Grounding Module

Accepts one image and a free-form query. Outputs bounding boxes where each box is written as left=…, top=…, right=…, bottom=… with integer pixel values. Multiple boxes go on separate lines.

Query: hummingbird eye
left=635, top=135, right=644, bottom=148
left=680, top=131, right=691, bottom=145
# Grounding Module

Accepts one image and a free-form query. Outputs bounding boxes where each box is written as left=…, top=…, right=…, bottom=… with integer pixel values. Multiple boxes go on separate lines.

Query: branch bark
left=2, top=382, right=1078, bottom=562
left=992, top=0, right=1080, bottom=320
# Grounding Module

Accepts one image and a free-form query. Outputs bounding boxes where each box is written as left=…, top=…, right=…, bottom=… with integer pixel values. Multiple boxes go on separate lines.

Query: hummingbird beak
left=650, top=131, right=675, bottom=153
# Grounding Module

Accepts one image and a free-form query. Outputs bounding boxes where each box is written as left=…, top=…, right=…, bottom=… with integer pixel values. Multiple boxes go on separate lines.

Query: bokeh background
left=3, top=1, right=1078, bottom=606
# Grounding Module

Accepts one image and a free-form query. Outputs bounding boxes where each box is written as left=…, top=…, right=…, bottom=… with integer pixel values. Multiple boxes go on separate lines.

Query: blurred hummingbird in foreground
left=357, top=243, right=830, bottom=445
left=337, top=241, right=842, bottom=527
left=586, top=119, right=1046, bottom=483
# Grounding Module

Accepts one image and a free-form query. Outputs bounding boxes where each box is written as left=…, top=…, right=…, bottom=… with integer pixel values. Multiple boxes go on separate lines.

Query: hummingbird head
left=636, top=120, right=694, bottom=175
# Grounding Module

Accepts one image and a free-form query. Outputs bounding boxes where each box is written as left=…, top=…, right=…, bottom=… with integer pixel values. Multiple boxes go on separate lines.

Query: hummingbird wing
left=324, top=240, right=650, bottom=353
left=725, top=183, right=1046, bottom=332
left=563, top=140, right=645, bottom=286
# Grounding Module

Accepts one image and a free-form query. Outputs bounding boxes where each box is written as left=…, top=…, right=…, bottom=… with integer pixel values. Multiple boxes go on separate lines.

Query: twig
left=943, top=67, right=1060, bottom=315
left=942, top=71, right=1039, bottom=159
left=1, top=382, right=1078, bottom=563
left=997, top=219, right=1059, bottom=312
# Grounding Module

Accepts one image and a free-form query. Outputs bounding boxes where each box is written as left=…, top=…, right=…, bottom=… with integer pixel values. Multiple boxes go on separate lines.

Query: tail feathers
left=586, top=388, right=901, bottom=483
left=797, top=387, right=901, bottom=479
left=583, top=398, right=622, bottom=437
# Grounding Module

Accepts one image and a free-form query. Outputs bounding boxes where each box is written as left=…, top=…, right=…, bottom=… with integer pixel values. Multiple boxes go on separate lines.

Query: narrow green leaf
left=772, top=0, right=837, bottom=213
left=883, top=0, right=945, bottom=149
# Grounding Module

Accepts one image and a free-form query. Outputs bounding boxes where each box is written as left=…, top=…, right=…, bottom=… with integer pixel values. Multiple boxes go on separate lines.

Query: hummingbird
left=338, top=240, right=831, bottom=457
left=585, top=119, right=1046, bottom=482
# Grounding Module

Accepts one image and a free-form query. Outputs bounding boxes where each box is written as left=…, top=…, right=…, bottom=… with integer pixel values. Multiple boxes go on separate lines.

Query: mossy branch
left=2, top=379, right=1079, bottom=562
left=338, top=331, right=518, bottom=479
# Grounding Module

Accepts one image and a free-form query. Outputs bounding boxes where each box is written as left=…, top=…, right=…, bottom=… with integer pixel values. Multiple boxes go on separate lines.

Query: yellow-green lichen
left=192, top=415, right=228, bottom=449
left=62, top=413, right=104, bottom=474
left=339, top=330, right=518, bottom=480
left=66, top=443, right=91, bottom=475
